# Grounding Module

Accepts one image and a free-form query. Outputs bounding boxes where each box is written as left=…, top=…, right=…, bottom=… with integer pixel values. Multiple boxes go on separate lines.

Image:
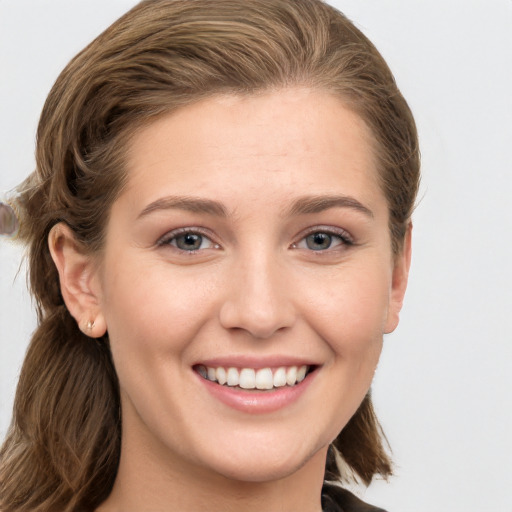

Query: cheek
left=100, top=256, right=220, bottom=358
left=300, top=260, right=392, bottom=352
left=304, top=264, right=389, bottom=436
left=99, top=258, right=220, bottom=420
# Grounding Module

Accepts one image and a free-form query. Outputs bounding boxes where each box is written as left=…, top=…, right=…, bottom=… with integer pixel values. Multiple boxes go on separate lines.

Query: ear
left=48, top=223, right=107, bottom=338
left=384, top=223, right=412, bottom=334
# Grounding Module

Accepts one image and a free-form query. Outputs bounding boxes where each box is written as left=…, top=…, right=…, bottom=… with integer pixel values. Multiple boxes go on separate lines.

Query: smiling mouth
left=194, top=364, right=314, bottom=391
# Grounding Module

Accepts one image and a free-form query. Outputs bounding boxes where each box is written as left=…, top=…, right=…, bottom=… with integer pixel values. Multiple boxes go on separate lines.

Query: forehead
left=121, top=88, right=384, bottom=217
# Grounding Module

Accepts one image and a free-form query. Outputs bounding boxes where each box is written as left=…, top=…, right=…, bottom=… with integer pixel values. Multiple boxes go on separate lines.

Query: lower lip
left=196, top=370, right=316, bottom=414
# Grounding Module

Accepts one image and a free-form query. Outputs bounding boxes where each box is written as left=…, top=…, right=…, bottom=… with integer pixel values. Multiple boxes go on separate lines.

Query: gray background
left=1, top=1, right=511, bottom=511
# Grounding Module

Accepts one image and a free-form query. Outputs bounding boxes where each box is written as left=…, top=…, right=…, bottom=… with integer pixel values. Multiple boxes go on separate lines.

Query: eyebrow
left=137, top=196, right=228, bottom=219
left=137, top=193, right=373, bottom=220
left=287, top=195, right=374, bottom=218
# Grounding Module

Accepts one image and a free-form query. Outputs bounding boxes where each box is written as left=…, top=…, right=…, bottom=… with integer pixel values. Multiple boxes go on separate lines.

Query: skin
left=50, top=88, right=411, bottom=512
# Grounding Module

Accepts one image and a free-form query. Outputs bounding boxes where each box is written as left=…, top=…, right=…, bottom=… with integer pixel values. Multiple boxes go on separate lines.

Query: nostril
left=219, top=303, right=295, bottom=340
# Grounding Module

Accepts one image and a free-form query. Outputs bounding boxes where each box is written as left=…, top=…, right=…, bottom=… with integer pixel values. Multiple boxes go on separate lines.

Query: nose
left=219, top=253, right=296, bottom=339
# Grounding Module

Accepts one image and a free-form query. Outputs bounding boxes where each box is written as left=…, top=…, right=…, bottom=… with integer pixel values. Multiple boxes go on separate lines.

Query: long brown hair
left=0, top=1, right=420, bottom=510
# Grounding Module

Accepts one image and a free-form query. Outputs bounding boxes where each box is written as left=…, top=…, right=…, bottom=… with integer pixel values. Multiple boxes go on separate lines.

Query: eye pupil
left=306, top=232, right=332, bottom=250
left=177, top=233, right=202, bottom=251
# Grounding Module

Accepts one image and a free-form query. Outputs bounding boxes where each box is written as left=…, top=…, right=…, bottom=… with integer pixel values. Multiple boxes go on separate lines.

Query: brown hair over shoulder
left=0, top=1, right=420, bottom=510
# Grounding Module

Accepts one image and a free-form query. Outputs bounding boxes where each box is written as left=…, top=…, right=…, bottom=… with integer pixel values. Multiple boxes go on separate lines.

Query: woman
left=0, top=0, right=419, bottom=511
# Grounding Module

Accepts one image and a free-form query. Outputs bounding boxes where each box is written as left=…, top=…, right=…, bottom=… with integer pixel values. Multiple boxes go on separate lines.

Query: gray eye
left=175, top=233, right=204, bottom=251
left=159, top=229, right=219, bottom=252
left=305, top=232, right=333, bottom=251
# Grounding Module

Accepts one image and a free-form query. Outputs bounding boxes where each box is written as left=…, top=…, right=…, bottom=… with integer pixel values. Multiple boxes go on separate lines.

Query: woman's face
left=92, top=88, right=409, bottom=483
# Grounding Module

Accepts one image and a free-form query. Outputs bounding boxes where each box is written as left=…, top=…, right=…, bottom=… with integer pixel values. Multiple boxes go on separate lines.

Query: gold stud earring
left=81, top=320, right=95, bottom=334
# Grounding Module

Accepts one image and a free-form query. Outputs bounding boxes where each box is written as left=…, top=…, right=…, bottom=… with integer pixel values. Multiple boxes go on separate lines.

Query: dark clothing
left=322, top=484, right=387, bottom=512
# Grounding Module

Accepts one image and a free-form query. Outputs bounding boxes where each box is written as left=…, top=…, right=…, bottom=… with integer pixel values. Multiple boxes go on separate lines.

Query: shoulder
left=322, top=484, right=388, bottom=512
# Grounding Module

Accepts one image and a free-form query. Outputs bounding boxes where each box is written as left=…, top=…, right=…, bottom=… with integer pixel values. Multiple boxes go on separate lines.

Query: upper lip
left=193, top=355, right=320, bottom=369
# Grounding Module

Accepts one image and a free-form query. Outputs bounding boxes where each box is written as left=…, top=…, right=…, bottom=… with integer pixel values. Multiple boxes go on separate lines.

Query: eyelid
left=291, top=225, right=354, bottom=249
left=156, top=227, right=220, bottom=250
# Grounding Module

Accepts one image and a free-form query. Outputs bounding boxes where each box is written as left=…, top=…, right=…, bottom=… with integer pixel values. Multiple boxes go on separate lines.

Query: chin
left=199, top=438, right=326, bottom=484
left=213, top=459, right=305, bottom=484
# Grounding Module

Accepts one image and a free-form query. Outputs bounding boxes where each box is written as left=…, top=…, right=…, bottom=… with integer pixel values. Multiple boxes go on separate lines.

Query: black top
left=321, top=484, right=387, bottom=512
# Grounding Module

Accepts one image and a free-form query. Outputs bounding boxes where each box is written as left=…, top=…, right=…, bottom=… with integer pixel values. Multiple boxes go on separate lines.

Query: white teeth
left=286, top=366, right=298, bottom=386
left=273, top=367, right=287, bottom=387
left=207, top=367, right=216, bottom=381
left=198, top=364, right=311, bottom=389
left=255, top=368, right=274, bottom=390
left=226, top=367, right=239, bottom=386
left=216, top=367, right=227, bottom=385
left=239, top=368, right=256, bottom=389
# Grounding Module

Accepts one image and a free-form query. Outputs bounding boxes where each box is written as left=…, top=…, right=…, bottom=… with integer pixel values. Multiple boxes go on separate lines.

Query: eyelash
left=157, top=226, right=354, bottom=254
left=157, top=228, right=219, bottom=253
left=291, top=226, right=354, bottom=252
